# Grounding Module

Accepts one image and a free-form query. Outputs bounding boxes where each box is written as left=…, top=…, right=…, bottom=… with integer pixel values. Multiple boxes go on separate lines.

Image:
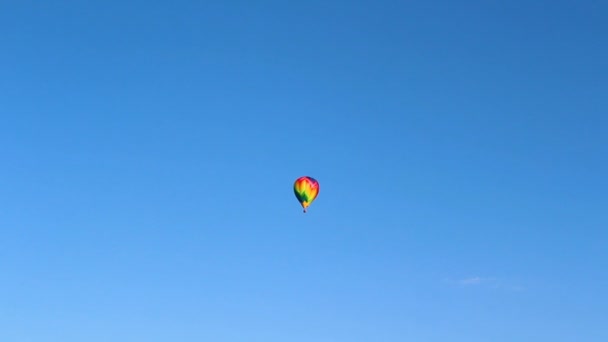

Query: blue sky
left=1, top=0, right=606, bottom=341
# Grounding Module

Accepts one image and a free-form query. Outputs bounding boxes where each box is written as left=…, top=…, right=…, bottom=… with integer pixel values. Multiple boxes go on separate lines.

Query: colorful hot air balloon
left=293, top=176, right=319, bottom=213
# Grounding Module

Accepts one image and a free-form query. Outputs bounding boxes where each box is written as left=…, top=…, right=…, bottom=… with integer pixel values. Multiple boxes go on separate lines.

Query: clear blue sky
left=1, top=1, right=606, bottom=341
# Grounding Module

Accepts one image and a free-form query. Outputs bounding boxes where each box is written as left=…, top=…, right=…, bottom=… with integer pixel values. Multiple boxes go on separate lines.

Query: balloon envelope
left=293, top=176, right=319, bottom=212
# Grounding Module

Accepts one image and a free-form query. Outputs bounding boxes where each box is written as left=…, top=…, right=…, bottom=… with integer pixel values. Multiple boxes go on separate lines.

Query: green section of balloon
left=293, top=176, right=319, bottom=213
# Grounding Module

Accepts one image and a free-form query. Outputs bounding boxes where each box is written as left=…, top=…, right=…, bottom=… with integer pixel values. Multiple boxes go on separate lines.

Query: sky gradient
left=1, top=1, right=607, bottom=341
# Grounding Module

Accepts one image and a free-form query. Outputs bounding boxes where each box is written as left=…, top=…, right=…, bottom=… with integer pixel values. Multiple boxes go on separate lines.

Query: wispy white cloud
left=458, top=276, right=484, bottom=285
left=444, top=276, right=524, bottom=291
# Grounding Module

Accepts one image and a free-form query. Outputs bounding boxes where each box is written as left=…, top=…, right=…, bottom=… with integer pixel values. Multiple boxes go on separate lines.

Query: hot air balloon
left=293, top=176, right=319, bottom=213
